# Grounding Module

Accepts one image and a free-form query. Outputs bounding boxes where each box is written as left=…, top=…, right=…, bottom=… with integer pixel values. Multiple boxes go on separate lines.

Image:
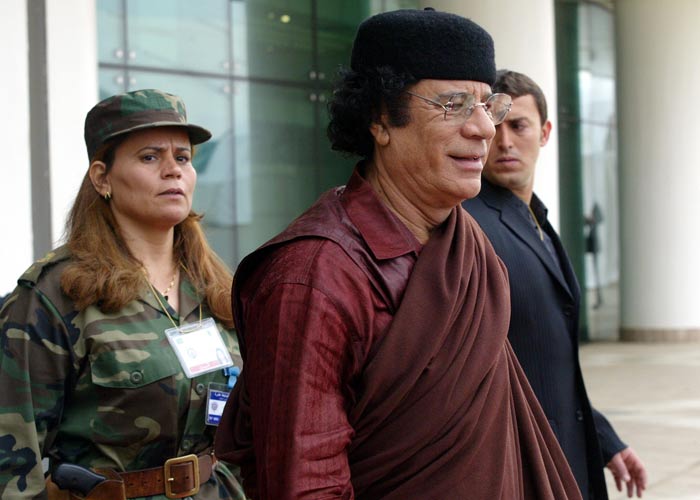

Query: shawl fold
left=344, top=205, right=581, bottom=499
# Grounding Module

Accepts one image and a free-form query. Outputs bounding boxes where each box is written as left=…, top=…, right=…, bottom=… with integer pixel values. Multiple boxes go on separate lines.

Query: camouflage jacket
left=0, top=246, right=245, bottom=499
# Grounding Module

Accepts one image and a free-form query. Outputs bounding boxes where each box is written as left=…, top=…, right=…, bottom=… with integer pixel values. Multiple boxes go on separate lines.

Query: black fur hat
left=350, top=8, right=496, bottom=85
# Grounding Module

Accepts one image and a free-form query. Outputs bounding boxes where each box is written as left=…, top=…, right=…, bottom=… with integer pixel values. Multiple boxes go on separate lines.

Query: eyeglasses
left=405, top=91, right=512, bottom=125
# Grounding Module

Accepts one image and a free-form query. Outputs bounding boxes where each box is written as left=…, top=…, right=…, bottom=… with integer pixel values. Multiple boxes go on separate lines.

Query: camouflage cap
left=84, top=89, right=212, bottom=160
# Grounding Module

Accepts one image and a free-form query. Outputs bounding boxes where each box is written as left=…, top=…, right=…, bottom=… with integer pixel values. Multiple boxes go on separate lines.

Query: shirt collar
left=341, top=166, right=422, bottom=260
left=529, top=192, right=549, bottom=222
left=141, top=274, right=203, bottom=324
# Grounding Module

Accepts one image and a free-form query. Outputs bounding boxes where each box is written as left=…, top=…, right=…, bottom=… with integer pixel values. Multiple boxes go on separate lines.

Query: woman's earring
left=104, top=192, right=111, bottom=201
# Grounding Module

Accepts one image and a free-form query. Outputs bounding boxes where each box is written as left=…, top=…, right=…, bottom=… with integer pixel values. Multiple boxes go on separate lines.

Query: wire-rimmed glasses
left=405, top=91, right=512, bottom=125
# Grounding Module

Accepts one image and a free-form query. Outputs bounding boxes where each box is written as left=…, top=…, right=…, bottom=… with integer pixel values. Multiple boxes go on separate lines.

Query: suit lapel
left=480, top=182, right=574, bottom=300
left=541, top=216, right=580, bottom=304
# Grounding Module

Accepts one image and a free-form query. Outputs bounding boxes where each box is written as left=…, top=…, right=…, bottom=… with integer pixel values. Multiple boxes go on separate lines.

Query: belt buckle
left=164, top=454, right=200, bottom=498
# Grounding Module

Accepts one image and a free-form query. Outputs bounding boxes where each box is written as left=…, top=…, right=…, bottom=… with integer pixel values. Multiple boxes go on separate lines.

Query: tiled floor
left=581, top=284, right=700, bottom=500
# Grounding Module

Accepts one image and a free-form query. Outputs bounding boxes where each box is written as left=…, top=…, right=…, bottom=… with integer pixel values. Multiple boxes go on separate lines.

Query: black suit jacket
left=464, top=180, right=625, bottom=500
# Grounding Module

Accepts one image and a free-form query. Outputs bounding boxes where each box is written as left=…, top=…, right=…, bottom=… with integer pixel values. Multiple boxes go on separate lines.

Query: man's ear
left=369, top=115, right=390, bottom=147
left=540, top=120, right=552, bottom=147
left=88, top=161, right=111, bottom=198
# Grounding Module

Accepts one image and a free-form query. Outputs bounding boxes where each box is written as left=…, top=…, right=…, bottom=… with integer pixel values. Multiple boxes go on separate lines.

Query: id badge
left=165, top=317, right=233, bottom=378
left=206, top=383, right=230, bottom=426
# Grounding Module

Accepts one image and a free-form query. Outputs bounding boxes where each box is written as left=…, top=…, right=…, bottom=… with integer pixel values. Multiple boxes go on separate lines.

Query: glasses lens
left=445, top=93, right=476, bottom=117
left=485, top=93, right=512, bottom=125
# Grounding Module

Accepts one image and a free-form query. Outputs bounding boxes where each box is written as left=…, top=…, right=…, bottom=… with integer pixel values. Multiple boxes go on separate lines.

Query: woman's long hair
left=60, top=137, right=234, bottom=327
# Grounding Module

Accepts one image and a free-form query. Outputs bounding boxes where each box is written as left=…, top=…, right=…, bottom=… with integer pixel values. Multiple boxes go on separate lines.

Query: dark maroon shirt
left=231, top=171, right=421, bottom=498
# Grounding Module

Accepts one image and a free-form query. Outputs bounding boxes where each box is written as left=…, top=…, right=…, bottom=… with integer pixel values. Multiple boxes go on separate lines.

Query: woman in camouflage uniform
left=0, top=90, right=245, bottom=500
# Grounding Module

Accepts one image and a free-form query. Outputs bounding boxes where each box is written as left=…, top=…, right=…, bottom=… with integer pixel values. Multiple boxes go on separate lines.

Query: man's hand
left=606, top=446, right=647, bottom=498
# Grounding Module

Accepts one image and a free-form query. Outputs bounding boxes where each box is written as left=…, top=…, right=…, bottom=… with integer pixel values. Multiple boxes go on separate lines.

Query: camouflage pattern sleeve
left=0, top=279, right=80, bottom=499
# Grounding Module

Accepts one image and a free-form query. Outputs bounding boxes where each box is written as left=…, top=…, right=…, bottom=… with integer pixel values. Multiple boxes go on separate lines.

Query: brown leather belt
left=115, top=453, right=215, bottom=499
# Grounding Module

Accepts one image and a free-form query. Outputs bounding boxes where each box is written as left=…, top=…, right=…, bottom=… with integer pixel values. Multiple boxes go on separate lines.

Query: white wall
left=0, top=0, right=97, bottom=296
left=0, top=0, right=32, bottom=295
left=421, top=0, right=560, bottom=229
left=46, top=0, right=99, bottom=246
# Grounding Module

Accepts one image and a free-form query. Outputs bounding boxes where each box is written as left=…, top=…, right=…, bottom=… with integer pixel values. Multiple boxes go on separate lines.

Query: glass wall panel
left=98, top=69, right=127, bottom=99
left=242, top=1, right=313, bottom=82
left=97, top=0, right=124, bottom=65
left=230, top=1, right=250, bottom=78
left=126, top=0, right=230, bottom=75
left=316, top=2, right=369, bottom=83
left=315, top=2, right=369, bottom=192
left=238, top=83, right=317, bottom=256
left=371, top=0, right=419, bottom=14
left=578, top=1, right=618, bottom=337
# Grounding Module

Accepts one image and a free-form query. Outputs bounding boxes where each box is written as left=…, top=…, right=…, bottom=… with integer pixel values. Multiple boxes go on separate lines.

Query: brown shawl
left=343, top=205, right=581, bottom=499
left=216, top=186, right=581, bottom=499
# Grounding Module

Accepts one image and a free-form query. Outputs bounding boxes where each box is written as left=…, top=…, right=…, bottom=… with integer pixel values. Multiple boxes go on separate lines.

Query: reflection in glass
left=126, top=0, right=230, bottom=74
left=98, top=69, right=126, bottom=99
left=241, top=1, right=313, bottom=82
left=370, top=0, right=419, bottom=14
left=317, top=2, right=368, bottom=85
left=97, top=0, right=124, bottom=64
left=237, top=83, right=316, bottom=257
left=578, top=2, right=619, bottom=313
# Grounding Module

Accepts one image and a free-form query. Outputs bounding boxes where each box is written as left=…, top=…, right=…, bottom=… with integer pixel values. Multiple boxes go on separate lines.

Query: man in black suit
left=464, top=70, right=647, bottom=499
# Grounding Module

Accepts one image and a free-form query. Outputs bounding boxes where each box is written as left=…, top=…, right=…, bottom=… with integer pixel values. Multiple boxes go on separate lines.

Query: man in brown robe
left=216, top=8, right=583, bottom=500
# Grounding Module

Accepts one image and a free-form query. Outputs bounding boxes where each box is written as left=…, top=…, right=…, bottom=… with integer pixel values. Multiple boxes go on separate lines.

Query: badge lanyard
left=147, top=279, right=237, bottom=425
left=146, top=279, right=201, bottom=329
left=148, top=280, right=232, bottom=378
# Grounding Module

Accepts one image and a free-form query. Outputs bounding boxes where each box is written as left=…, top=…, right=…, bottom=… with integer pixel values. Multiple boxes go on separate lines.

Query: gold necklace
left=161, top=272, right=177, bottom=300
left=143, top=268, right=178, bottom=301
left=147, top=280, right=178, bottom=328
left=146, top=272, right=202, bottom=328
left=527, top=204, right=544, bottom=241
